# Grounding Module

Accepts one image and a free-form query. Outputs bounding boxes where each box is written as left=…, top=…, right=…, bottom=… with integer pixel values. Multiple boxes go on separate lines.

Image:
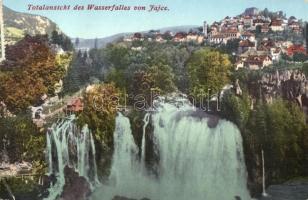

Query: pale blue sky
left=4, top=0, right=308, bottom=39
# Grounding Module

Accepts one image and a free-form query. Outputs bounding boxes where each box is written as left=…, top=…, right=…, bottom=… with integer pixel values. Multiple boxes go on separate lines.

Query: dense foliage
left=187, top=48, right=232, bottom=100
left=221, top=75, right=308, bottom=189
left=0, top=35, right=68, bottom=113
left=77, top=83, right=121, bottom=176
left=0, top=114, right=45, bottom=165
left=50, top=30, right=74, bottom=51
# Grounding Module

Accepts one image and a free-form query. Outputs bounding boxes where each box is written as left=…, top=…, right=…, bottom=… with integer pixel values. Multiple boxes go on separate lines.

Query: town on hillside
left=124, top=7, right=307, bottom=71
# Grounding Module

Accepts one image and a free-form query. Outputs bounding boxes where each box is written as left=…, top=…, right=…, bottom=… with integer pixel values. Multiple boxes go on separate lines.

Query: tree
left=0, top=114, right=42, bottom=163
left=293, top=52, right=308, bottom=62
left=75, top=37, right=80, bottom=48
left=94, top=38, right=98, bottom=49
left=0, top=35, right=66, bottom=113
left=302, top=63, right=308, bottom=76
left=187, top=48, right=232, bottom=100
left=147, top=63, right=176, bottom=94
left=51, top=30, right=60, bottom=44
left=306, top=23, right=308, bottom=54
left=263, top=8, right=270, bottom=18
left=51, top=30, right=73, bottom=51
left=220, top=91, right=250, bottom=130
left=78, top=84, right=120, bottom=171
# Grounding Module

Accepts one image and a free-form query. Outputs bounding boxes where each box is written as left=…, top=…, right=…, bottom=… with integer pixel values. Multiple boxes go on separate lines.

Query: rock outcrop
left=60, top=166, right=91, bottom=200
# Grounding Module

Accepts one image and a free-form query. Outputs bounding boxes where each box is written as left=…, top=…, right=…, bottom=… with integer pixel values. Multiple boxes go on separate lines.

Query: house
left=270, top=19, right=284, bottom=32
left=243, top=16, right=253, bottom=27
left=209, top=34, right=228, bottom=44
left=173, top=32, right=187, bottom=42
left=155, top=34, right=166, bottom=43
left=221, top=29, right=240, bottom=39
left=238, top=39, right=256, bottom=54
left=132, top=33, right=144, bottom=41
left=186, top=33, right=204, bottom=44
left=66, top=98, right=84, bottom=113
left=253, top=19, right=266, bottom=28
left=288, top=21, right=301, bottom=33
left=241, top=32, right=255, bottom=41
left=244, top=55, right=272, bottom=70
left=261, top=25, right=270, bottom=33
left=287, top=45, right=306, bottom=56
left=270, top=48, right=282, bottom=62
left=260, top=39, right=276, bottom=49
left=235, top=60, right=244, bottom=70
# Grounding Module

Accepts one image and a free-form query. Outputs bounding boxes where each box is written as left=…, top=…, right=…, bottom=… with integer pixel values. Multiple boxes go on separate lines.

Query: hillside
left=3, top=6, right=60, bottom=44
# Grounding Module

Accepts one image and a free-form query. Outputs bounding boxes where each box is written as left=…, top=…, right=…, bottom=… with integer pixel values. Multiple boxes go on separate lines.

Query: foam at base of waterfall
left=92, top=99, right=251, bottom=200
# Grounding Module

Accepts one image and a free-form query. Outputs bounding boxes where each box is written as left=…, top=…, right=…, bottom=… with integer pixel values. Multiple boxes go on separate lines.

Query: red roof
left=66, top=98, right=84, bottom=113
left=174, top=32, right=187, bottom=39
left=287, top=45, right=306, bottom=56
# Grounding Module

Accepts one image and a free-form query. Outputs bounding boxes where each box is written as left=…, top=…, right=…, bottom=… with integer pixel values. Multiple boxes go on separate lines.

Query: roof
left=174, top=32, right=187, bottom=39
left=245, top=55, right=271, bottom=66
left=271, top=20, right=282, bottom=26
left=287, top=45, right=306, bottom=56
left=242, top=32, right=254, bottom=37
left=239, top=40, right=255, bottom=47
left=67, top=98, right=84, bottom=112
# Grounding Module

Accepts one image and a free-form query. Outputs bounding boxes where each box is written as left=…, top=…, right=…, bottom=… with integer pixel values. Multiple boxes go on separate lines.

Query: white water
left=141, top=113, right=150, bottom=164
left=45, top=115, right=99, bottom=200
left=261, top=149, right=268, bottom=197
left=92, top=98, right=251, bottom=200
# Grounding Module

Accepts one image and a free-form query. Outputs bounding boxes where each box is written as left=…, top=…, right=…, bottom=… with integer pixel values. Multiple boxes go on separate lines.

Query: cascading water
left=45, top=115, right=99, bottom=200
left=141, top=113, right=150, bottom=164
left=92, top=97, right=251, bottom=200
left=261, top=149, right=268, bottom=197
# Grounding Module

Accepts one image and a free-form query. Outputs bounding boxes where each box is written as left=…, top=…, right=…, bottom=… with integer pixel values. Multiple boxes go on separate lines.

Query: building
left=287, top=45, right=306, bottom=56
left=270, top=48, right=282, bottom=62
left=270, top=19, right=284, bottom=32
left=65, top=98, right=84, bottom=113
left=132, top=33, right=144, bottom=41
left=261, top=25, right=270, bottom=33
left=203, top=21, right=208, bottom=37
left=238, top=39, right=256, bottom=54
left=243, top=16, right=253, bottom=27
left=288, top=21, right=301, bottom=33
left=186, top=33, right=204, bottom=44
left=155, top=34, right=166, bottom=43
left=173, top=32, right=187, bottom=42
left=244, top=55, right=272, bottom=70
left=241, top=32, right=255, bottom=41
left=209, top=34, right=228, bottom=44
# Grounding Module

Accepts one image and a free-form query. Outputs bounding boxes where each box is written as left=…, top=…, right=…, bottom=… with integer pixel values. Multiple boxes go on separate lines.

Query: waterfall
left=261, top=149, right=268, bottom=197
left=92, top=97, right=251, bottom=200
left=141, top=113, right=150, bottom=164
left=45, top=115, right=99, bottom=200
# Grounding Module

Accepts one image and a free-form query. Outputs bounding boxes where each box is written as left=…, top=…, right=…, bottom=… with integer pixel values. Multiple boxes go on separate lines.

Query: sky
left=4, top=0, right=308, bottom=39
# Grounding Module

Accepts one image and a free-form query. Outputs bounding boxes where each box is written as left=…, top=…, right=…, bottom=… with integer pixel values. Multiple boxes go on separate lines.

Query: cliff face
left=258, top=69, right=308, bottom=113
left=3, top=6, right=60, bottom=44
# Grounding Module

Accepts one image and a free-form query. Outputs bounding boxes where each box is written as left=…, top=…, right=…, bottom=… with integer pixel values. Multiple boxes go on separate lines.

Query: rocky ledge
left=259, top=181, right=308, bottom=200
left=112, top=196, right=150, bottom=200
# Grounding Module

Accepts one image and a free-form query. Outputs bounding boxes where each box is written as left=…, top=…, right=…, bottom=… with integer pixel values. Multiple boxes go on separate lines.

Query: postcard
left=0, top=0, right=307, bottom=200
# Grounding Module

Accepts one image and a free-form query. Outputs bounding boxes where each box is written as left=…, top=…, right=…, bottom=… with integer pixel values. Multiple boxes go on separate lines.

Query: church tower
left=203, top=21, right=208, bottom=38
left=0, top=0, right=5, bottom=61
